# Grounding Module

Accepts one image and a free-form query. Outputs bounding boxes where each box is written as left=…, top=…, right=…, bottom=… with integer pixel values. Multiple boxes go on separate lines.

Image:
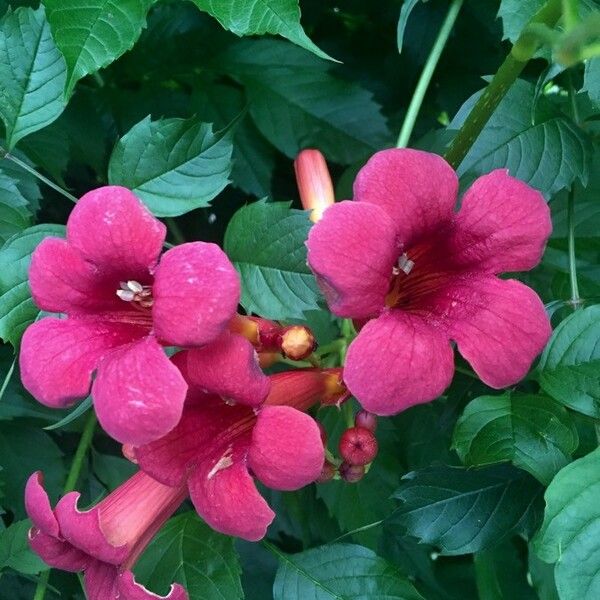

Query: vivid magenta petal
left=306, top=200, right=398, bottom=319
left=353, top=148, right=458, bottom=243
left=188, top=445, right=275, bottom=541
left=92, top=337, right=187, bottom=445
left=249, top=406, right=324, bottom=491
left=19, top=318, right=143, bottom=408
left=344, top=311, right=455, bottom=415
left=29, top=238, right=117, bottom=314
left=67, top=186, right=165, bottom=278
left=153, top=242, right=240, bottom=347
left=183, top=333, right=270, bottom=407
left=451, top=170, right=552, bottom=273
left=446, top=276, right=551, bottom=388
left=83, top=561, right=120, bottom=600
left=29, top=530, right=89, bottom=572
left=118, top=571, right=188, bottom=600
left=25, top=472, right=59, bottom=536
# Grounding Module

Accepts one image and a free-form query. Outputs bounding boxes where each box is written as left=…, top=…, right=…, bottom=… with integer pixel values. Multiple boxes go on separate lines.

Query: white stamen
left=397, top=253, right=415, bottom=275
left=127, top=280, right=144, bottom=293
left=207, top=448, right=234, bottom=479
left=116, top=289, right=135, bottom=302
left=119, top=281, right=130, bottom=291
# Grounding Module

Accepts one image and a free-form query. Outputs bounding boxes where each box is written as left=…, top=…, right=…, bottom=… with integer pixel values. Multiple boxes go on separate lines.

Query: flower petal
left=306, top=201, right=397, bottom=319
left=451, top=170, right=552, bottom=273
left=54, top=492, right=129, bottom=565
left=29, top=238, right=119, bottom=314
left=92, top=337, right=187, bottom=445
left=118, top=571, right=188, bottom=600
left=353, top=148, right=458, bottom=243
left=19, top=317, right=142, bottom=408
left=445, top=276, right=551, bottom=388
left=188, top=445, right=274, bottom=541
left=25, top=472, right=59, bottom=536
left=83, top=561, right=120, bottom=600
left=28, top=530, right=89, bottom=572
left=67, top=186, right=165, bottom=277
left=184, top=333, right=270, bottom=407
left=344, top=311, right=455, bottom=415
left=153, top=242, right=240, bottom=347
left=249, top=406, right=324, bottom=490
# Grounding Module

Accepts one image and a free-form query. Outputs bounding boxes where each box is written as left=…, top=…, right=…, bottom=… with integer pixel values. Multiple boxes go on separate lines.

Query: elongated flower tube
left=294, top=149, right=335, bottom=222
left=25, top=470, right=188, bottom=600
left=19, top=186, right=259, bottom=446
left=135, top=365, right=346, bottom=541
left=307, top=148, right=552, bottom=415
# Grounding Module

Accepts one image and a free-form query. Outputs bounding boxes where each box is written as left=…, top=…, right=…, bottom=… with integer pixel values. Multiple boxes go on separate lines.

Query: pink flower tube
left=19, top=186, right=255, bottom=445
left=26, top=470, right=188, bottom=600
left=306, top=148, right=553, bottom=415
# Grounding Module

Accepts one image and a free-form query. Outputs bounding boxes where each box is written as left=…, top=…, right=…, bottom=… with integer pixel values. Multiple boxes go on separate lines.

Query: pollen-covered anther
left=396, top=253, right=414, bottom=275
left=207, top=448, right=234, bottom=480
left=116, top=280, right=153, bottom=308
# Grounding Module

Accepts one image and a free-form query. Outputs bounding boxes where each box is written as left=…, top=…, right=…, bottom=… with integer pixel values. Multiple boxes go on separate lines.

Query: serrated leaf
left=221, top=40, right=391, bottom=165
left=224, top=200, right=321, bottom=320
left=534, top=446, right=600, bottom=600
left=389, top=464, right=543, bottom=555
left=44, top=0, right=154, bottom=97
left=538, top=305, right=600, bottom=417
left=272, top=543, right=424, bottom=600
left=453, top=393, right=578, bottom=485
left=583, top=57, right=600, bottom=106
left=191, top=0, right=332, bottom=61
left=0, top=520, right=46, bottom=575
left=397, top=0, right=424, bottom=53
left=0, top=223, right=65, bottom=347
left=0, top=174, right=31, bottom=244
left=0, top=6, right=67, bottom=149
left=108, top=116, right=233, bottom=217
left=0, top=421, right=65, bottom=517
left=134, top=512, right=243, bottom=600
left=449, top=79, right=592, bottom=197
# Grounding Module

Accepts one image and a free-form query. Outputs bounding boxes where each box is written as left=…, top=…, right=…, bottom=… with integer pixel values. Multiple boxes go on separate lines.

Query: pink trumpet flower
left=19, top=186, right=246, bottom=445
left=306, top=148, right=552, bottom=415
left=135, top=364, right=346, bottom=541
left=25, top=470, right=188, bottom=600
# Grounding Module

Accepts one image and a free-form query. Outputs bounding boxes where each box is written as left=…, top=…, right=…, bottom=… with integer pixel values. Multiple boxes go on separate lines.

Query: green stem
left=397, top=0, right=464, bottom=148
left=0, top=357, right=15, bottom=403
left=567, top=186, right=581, bottom=307
left=444, top=0, right=563, bottom=169
left=562, top=0, right=579, bottom=31
left=33, top=412, right=97, bottom=600
left=0, top=147, right=78, bottom=204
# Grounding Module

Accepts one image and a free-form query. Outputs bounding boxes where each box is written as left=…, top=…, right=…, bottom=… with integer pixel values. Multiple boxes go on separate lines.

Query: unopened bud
left=339, top=461, right=365, bottom=483
left=258, top=351, right=278, bottom=369
left=317, top=460, right=336, bottom=483
left=280, top=325, right=316, bottom=360
left=122, top=444, right=137, bottom=464
left=355, top=410, right=377, bottom=432
left=339, top=427, right=378, bottom=466
left=321, top=370, right=350, bottom=406
left=294, top=149, right=335, bottom=222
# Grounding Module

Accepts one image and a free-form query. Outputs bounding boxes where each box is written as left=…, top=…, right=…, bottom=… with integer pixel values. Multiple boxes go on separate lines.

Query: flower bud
left=258, top=351, right=278, bottom=369
left=339, top=427, right=378, bottom=466
left=316, top=460, right=336, bottom=483
left=339, top=461, right=365, bottom=483
left=321, top=371, right=350, bottom=406
left=294, top=149, right=335, bottom=223
left=280, top=325, right=316, bottom=360
left=354, top=410, right=377, bottom=432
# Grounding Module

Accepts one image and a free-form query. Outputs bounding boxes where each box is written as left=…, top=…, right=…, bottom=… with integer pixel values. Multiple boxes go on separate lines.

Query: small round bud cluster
left=339, top=427, right=378, bottom=467
left=354, top=410, right=377, bottom=432
left=338, top=462, right=365, bottom=483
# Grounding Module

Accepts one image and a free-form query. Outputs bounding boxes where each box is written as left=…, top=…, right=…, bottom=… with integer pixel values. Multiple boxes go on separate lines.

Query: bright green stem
left=444, top=0, right=563, bottom=169
left=397, top=0, right=464, bottom=148
left=33, top=412, right=97, bottom=600
left=0, top=357, right=15, bottom=403
left=0, top=146, right=78, bottom=204
left=562, top=0, right=579, bottom=30
left=567, top=187, right=581, bottom=307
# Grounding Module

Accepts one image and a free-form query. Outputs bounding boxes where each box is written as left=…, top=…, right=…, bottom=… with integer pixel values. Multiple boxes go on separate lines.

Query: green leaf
left=534, top=446, right=600, bottom=600
left=389, top=464, right=543, bottom=555
left=191, top=0, right=333, bottom=61
left=43, top=396, right=92, bottom=430
left=134, top=511, right=243, bottom=600
left=221, top=40, right=391, bottom=165
left=449, top=79, right=592, bottom=197
left=537, top=305, right=600, bottom=418
left=0, top=520, right=46, bottom=575
left=0, top=174, right=31, bottom=244
left=0, top=6, right=67, bottom=149
left=452, top=392, right=578, bottom=485
left=92, top=450, right=136, bottom=490
left=224, top=200, right=321, bottom=320
left=397, top=0, right=424, bottom=53
left=0, top=421, right=65, bottom=517
left=0, top=224, right=65, bottom=347
left=108, top=116, right=233, bottom=217
left=271, top=543, right=424, bottom=600
left=44, top=0, right=154, bottom=97
left=583, top=57, right=600, bottom=106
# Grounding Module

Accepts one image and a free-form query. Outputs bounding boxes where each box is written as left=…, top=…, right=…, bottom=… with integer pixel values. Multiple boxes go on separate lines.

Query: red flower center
left=116, top=280, right=154, bottom=311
